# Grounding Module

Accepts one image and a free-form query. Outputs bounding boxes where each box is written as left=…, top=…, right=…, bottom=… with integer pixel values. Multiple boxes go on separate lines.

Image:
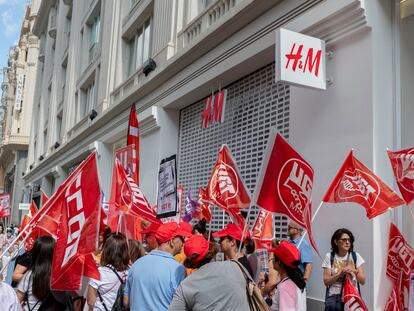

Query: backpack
left=232, top=260, right=270, bottom=311
left=97, top=266, right=130, bottom=311
left=38, top=292, right=75, bottom=311
left=25, top=273, right=74, bottom=311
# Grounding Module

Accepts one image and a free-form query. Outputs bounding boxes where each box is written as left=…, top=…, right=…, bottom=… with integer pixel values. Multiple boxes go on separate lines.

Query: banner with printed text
left=157, top=155, right=178, bottom=218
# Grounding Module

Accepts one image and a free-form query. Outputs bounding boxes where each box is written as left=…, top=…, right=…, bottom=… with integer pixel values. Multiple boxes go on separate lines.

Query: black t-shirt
left=16, top=252, right=32, bottom=268
left=11, top=252, right=32, bottom=287
left=238, top=255, right=254, bottom=278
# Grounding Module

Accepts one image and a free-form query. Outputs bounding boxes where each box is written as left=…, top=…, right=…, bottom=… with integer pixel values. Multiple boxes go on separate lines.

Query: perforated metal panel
left=178, top=64, right=290, bottom=240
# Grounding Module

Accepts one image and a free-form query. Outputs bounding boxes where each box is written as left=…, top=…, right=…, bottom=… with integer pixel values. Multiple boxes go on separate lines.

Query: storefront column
left=366, top=0, right=401, bottom=308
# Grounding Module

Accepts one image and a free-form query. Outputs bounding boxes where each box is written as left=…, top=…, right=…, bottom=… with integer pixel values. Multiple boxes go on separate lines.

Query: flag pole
left=297, top=201, right=324, bottom=248
left=238, top=204, right=253, bottom=254
left=0, top=204, right=53, bottom=260
left=407, top=201, right=414, bottom=222
left=0, top=232, right=30, bottom=276
left=116, top=213, right=123, bottom=234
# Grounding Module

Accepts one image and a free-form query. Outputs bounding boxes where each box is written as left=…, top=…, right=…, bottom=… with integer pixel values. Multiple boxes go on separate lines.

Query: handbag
left=232, top=260, right=270, bottom=311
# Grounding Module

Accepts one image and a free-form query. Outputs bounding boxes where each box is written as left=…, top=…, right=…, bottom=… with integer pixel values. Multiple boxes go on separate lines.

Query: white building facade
left=24, top=0, right=414, bottom=309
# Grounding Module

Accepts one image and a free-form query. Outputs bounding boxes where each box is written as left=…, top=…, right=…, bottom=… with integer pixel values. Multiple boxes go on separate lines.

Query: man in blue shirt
left=123, top=222, right=191, bottom=311
left=287, top=221, right=313, bottom=282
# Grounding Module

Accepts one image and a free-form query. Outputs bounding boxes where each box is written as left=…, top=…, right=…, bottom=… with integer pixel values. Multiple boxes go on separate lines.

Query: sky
left=0, top=0, right=27, bottom=82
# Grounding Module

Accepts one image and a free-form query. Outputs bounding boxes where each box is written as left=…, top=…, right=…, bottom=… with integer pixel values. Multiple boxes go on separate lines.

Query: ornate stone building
left=0, top=2, right=40, bottom=224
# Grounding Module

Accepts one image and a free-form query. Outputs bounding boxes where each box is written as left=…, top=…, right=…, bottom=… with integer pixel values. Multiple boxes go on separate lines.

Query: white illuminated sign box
left=275, top=28, right=326, bottom=90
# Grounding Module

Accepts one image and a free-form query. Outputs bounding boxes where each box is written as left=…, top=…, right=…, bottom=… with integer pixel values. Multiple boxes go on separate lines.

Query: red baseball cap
left=268, top=241, right=300, bottom=268
left=179, top=222, right=193, bottom=235
left=155, top=222, right=191, bottom=244
left=212, top=223, right=245, bottom=241
left=141, top=222, right=161, bottom=234
left=184, top=235, right=210, bottom=263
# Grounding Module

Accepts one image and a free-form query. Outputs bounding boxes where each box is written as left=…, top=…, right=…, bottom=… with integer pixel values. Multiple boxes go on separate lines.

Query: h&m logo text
left=285, top=43, right=322, bottom=77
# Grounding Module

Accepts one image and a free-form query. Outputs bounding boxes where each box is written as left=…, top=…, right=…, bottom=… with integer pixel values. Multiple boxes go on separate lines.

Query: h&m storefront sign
left=275, top=28, right=326, bottom=90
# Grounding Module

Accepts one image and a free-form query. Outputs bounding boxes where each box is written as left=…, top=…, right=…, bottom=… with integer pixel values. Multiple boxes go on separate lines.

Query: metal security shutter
left=178, top=63, right=290, bottom=240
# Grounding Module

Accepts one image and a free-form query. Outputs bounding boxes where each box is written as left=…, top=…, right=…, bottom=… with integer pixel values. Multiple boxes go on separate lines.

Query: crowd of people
left=0, top=219, right=366, bottom=311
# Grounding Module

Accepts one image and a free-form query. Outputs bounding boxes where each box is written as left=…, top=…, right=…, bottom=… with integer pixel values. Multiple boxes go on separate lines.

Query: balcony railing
left=2, top=134, right=29, bottom=147
left=177, top=0, right=239, bottom=49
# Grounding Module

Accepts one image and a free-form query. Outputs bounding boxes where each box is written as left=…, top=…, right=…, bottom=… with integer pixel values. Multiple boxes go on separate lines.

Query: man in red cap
left=123, top=222, right=191, bottom=311
left=174, top=222, right=193, bottom=264
left=169, top=235, right=251, bottom=310
left=140, top=222, right=160, bottom=252
left=213, top=223, right=254, bottom=277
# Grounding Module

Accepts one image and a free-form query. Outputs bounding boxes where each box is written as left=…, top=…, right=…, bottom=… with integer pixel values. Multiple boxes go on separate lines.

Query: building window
left=43, top=129, right=48, bottom=154
left=90, top=15, right=100, bottom=48
left=56, top=109, right=63, bottom=142
left=80, top=82, right=95, bottom=118
left=129, top=18, right=151, bottom=75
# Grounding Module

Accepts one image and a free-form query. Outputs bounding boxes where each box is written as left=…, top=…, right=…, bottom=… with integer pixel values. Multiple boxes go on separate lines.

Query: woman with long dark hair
left=87, top=233, right=129, bottom=311
left=322, top=228, right=365, bottom=311
left=16, top=236, right=56, bottom=310
left=268, top=241, right=306, bottom=311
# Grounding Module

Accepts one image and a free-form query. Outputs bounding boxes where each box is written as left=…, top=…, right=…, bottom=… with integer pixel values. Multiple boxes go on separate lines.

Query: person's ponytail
left=285, top=265, right=306, bottom=291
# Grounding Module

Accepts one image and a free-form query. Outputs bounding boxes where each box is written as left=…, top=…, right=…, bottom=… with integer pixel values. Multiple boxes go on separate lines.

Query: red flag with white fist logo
left=50, top=152, right=101, bottom=290
left=205, top=145, right=251, bottom=211
left=108, top=158, right=161, bottom=233
left=386, top=223, right=414, bottom=293
left=323, top=150, right=404, bottom=219
left=387, top=147, right=414, bottom=205
left=254, top=129, right=318, bottom=253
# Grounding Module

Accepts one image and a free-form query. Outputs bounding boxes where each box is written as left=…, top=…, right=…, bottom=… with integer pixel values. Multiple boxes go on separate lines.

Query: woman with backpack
left=87, top=233, right=129, bottom=311
left=322, top=228, right=366, bottom=311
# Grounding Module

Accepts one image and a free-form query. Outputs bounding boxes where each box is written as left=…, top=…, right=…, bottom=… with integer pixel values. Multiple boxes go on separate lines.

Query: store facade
left=24, top=0, right=414, bottom=309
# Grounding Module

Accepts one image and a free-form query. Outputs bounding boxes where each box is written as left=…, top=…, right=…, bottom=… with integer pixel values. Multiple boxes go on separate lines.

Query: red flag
left=50, top=152, right=101, bottom=290
left=197, top=187, right=212, bottom=222
left=386, top=223, right=414, bottom=290
left=41, top=190, right=49, bottom=205
left=205, top=145, right=251, bottom=210
left=127, top=105, right=140, bottom=185
left=252, top=209, right=273, bottom=249
left=21, top=201, right=38, bottom=228
left=254, top=130, right=318, bottom=253
left=385, top=274, right=405, bottom=311
left=23, top=198, right=60, bottom=239
left=323, top=150, right=404, bottom=219
left=387, top=148, right=414, bottom=205
left=342, top=277, right=368, bottom=311
left=0, top=194, right=11, bottom=218
left=21, top=201, right=39, bottom=251
left=113, top=145, right=143, bottom=240
left=108, top=158, right=160, bottom=234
